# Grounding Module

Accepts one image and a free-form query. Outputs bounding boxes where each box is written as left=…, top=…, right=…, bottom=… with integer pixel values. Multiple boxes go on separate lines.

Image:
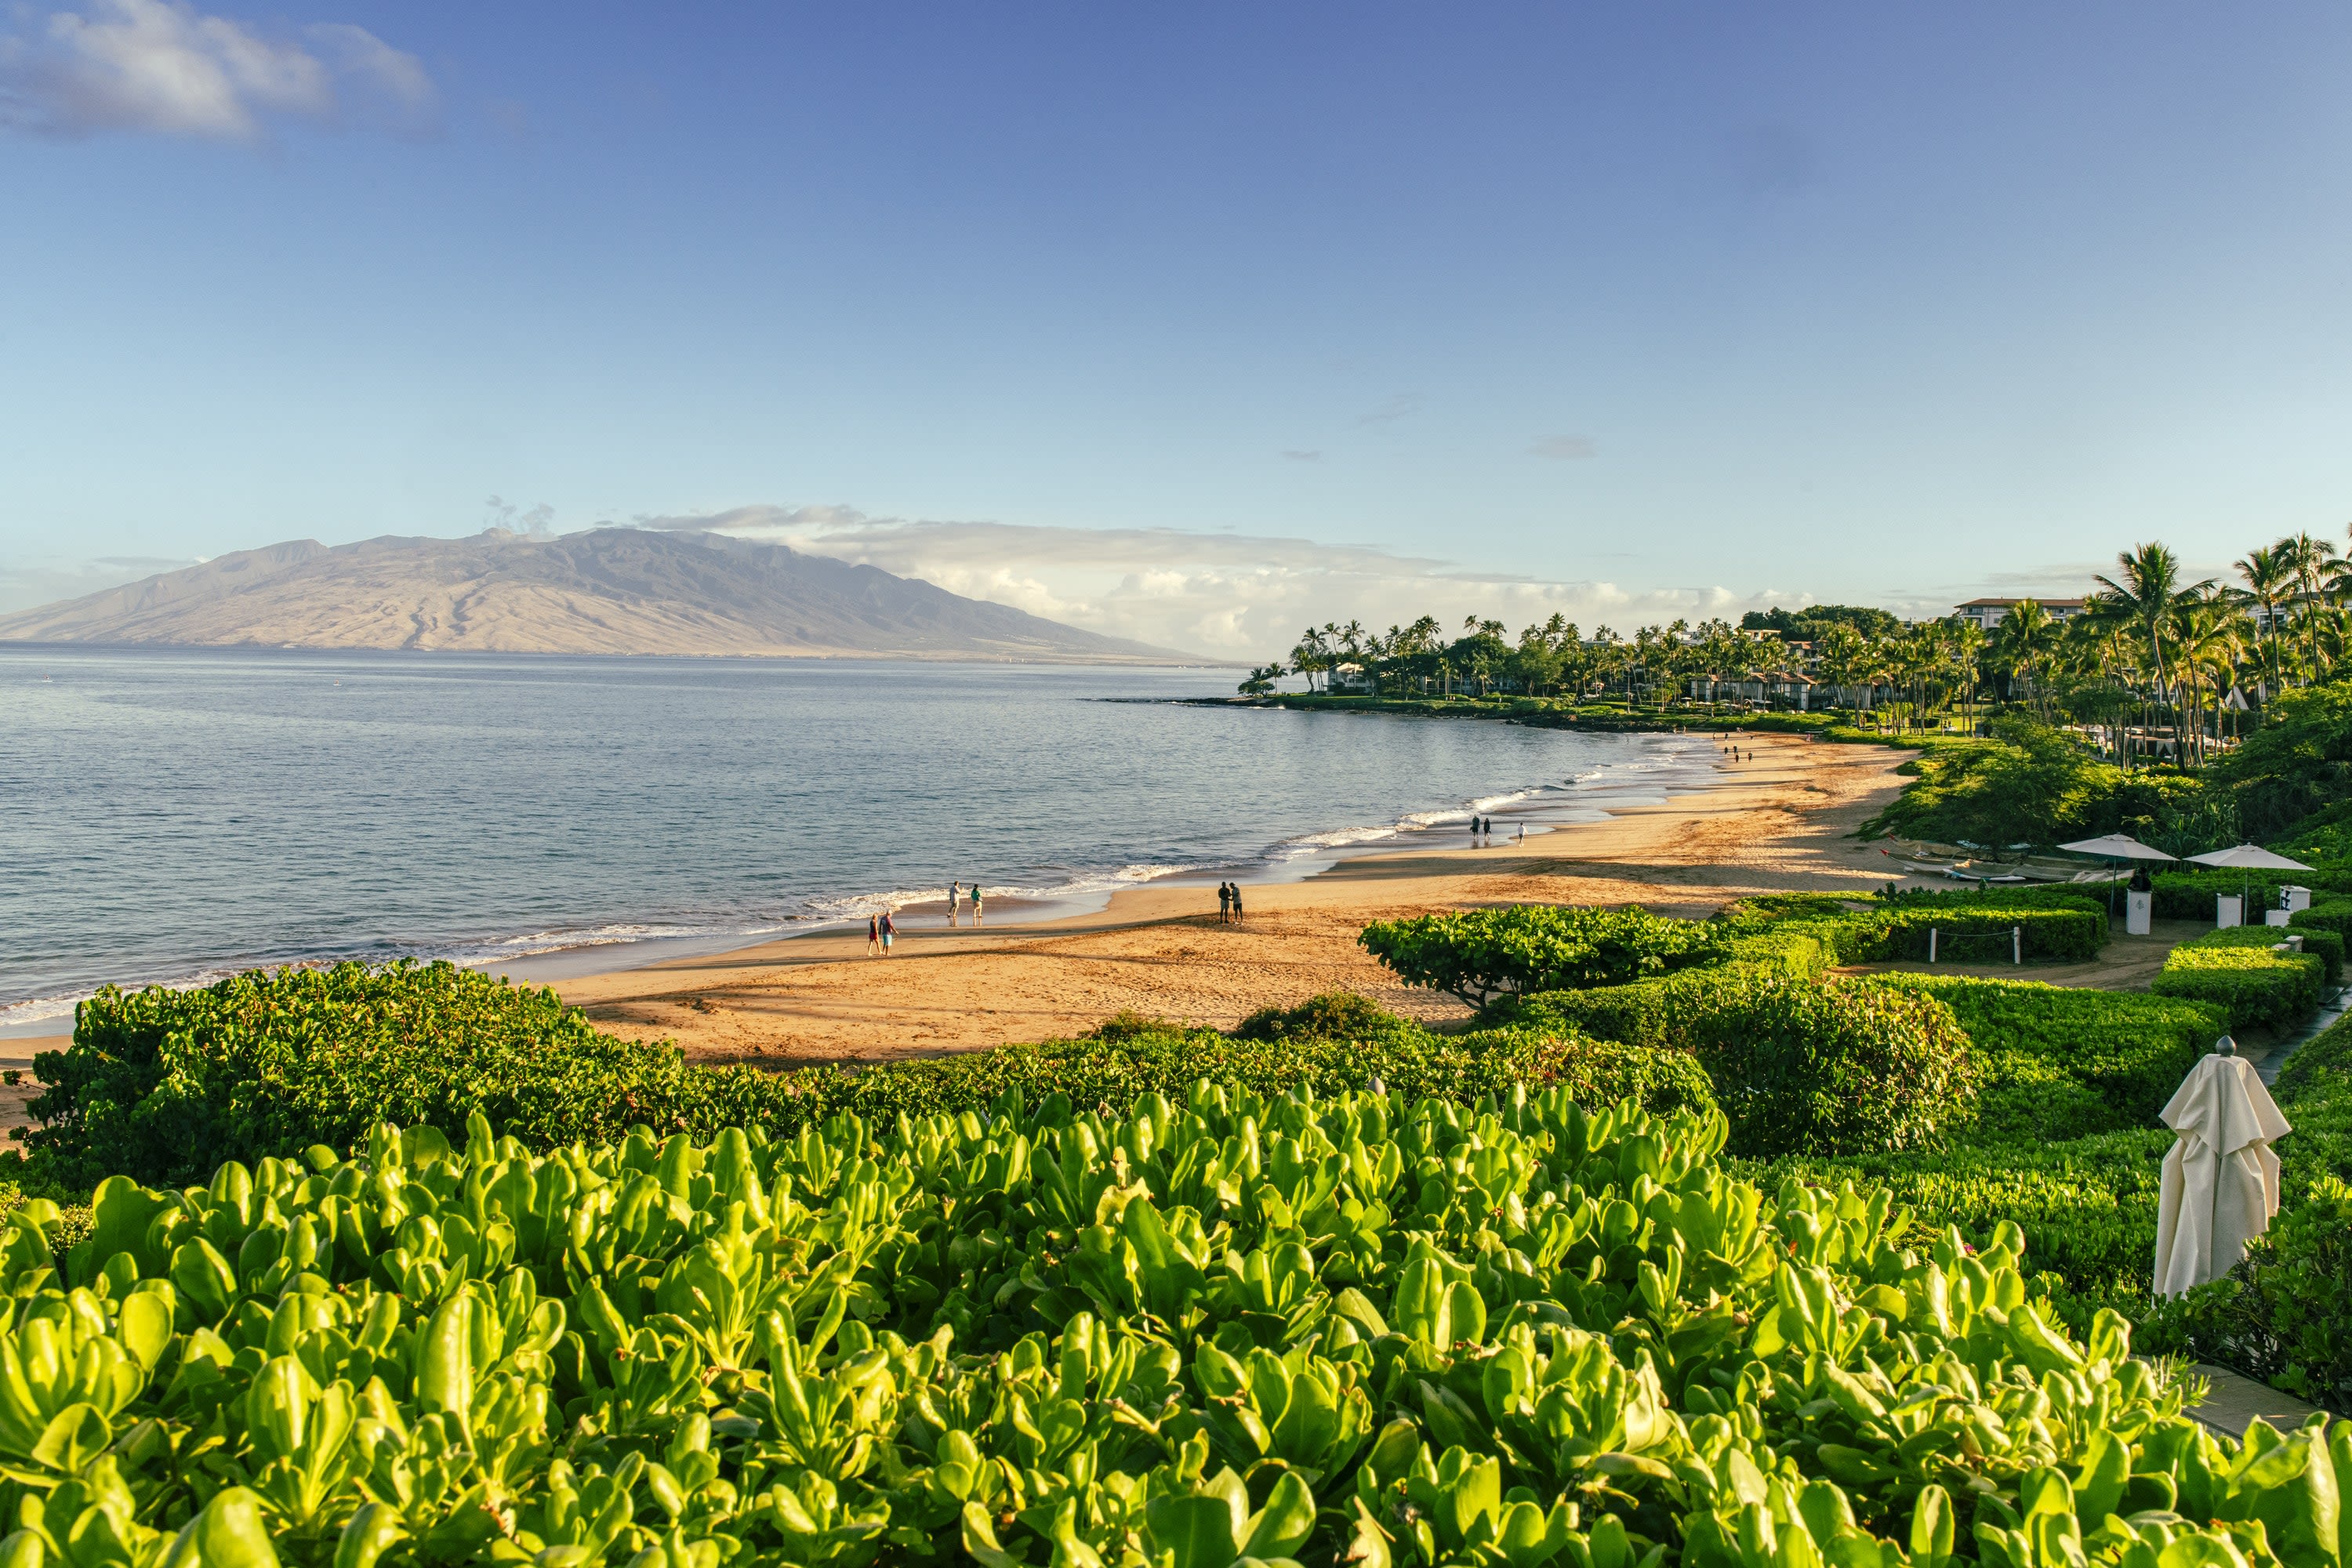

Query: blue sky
left=5, top=2, right=2350, bottom=653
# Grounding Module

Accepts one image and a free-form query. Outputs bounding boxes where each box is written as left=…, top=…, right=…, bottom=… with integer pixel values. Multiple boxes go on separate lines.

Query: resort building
left=1952, top=597, right=2086, bottom=630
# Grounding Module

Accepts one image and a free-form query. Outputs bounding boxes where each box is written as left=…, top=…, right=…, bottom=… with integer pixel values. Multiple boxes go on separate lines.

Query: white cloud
left=0, top=0, right=432, bottom=140
left=630, top=504, right=1798, bottom=659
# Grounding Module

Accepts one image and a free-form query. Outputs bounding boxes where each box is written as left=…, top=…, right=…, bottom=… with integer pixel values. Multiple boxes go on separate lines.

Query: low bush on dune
left=23, top=963, right=1713, bottom=1192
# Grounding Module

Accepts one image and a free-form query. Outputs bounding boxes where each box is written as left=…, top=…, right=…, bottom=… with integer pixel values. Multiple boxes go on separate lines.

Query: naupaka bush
left=0, top=1077, right=2328, bottom=1567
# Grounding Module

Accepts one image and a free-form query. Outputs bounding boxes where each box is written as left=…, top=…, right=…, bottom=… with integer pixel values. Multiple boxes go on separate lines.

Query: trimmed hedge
left=2291, top=898, right=2352, bottom=946
left=2151, top=868, right=2352, bottom=922
left=1517, top=971, right=1976, bottom=1158
left=1847, top=903, right=2108, bottom=964
left=2150, top=927, right=2329, bottom=1033
left=25, top=964, right=1715, bottom=1193
left=1868, top=974, right=2223, bottom=1140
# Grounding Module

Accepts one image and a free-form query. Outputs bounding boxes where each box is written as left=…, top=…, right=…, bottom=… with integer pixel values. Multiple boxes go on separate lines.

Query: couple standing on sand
left=1218, top=882, right=1246, bottom=924
left=866, top=910, right=895, bottom=956
left=946, top=880, right=984, bottom=927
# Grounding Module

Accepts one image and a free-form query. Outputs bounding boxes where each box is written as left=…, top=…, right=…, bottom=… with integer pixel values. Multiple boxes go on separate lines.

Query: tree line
left=1240, top=528, right=2352, bottom=774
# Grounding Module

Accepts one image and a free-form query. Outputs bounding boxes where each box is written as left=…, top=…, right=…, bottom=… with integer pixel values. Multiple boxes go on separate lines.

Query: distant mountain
left=0, top=528, right=1196, bottom=662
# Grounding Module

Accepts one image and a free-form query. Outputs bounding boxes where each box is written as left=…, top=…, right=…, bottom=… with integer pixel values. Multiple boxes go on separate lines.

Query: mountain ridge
left=0, top=528, right=1198, bottom=662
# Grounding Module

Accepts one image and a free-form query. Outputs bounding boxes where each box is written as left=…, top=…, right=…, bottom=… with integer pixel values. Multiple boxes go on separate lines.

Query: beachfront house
left=1953, top=597, right=2087, bottom=630
left=1686, top=668, right=1817, bottom=710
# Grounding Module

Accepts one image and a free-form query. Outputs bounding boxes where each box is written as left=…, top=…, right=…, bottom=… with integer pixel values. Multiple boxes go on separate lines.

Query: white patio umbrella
left=2056, top=833, right=2180, bottom=861
left=2185, top=844, right=2313, bottom=916
left=2153, top=1044, right=2291, bottom=1295
left=2056, top=834, right=2178, bottom=914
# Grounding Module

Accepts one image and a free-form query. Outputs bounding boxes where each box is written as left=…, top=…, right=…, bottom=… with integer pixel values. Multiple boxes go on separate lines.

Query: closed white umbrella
left=2153, top=1045, right=2291, bottom=1295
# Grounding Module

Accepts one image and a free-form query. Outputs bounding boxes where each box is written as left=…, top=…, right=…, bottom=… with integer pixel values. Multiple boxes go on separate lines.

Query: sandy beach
left=550, top=731, right=1920, bottom=1065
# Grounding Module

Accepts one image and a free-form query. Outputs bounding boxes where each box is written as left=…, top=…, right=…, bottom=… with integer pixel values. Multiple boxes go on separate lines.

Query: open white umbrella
left=2057, top=833, right=2180, bottom=860
left=2186, top=844, right=2313, bottom=919
left=2153, top=1044, right=2291, bottom=1295
left=2057, top=834, right=2178, bottom=916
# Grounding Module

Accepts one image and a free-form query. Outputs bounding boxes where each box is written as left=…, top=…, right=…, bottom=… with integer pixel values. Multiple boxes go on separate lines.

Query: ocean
left=0, top=645, right=1718, bottom=1031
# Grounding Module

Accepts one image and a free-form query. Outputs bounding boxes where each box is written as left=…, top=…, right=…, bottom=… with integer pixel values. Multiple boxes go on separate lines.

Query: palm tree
left=2237, top=543, right=2293, bottom=701
left=1288, top=628, right=1329, bottom=692
left=2092, top=543, right=2213, bottom=765
left=1990, top=599, right=2053, bottom=719
left=2282, top=532, right=2334, bottom=680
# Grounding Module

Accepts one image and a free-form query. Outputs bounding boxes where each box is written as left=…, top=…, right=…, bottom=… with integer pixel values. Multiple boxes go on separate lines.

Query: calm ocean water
left=0, top=646, right=1716, bottom=1028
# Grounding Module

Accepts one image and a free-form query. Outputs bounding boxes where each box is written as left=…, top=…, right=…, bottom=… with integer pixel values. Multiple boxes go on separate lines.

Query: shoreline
left=549, top=731, right=1918, bottom=1065
left=2, top=731, right=1919, bottom=1080
left=0, top=724, right=1721, bottom=1036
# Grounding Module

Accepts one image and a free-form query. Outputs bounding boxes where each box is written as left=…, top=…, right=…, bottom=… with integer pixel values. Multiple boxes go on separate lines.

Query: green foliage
left=1864, top=975, right=2220, bottom=1142
left=1767, top=1129, right=2175, bottom=1329
left=2148, top=869, right=2352, bottom=922
left=2140, top=1013, right=2352, bottom=1406
left=1740, top=603, right=1904, bottom=638
left=2288, top=898, right=2352, bottom=942
left=28, top=967, right=1714, bottom=1194
left=1849, top=905, right=2108, bottom=964
left=0, top=1075, right=2300, bottom=1568
left=2274, top=799, right=2352, bottom=866
left=1521, top=974, right=1977, bottom=1159
left=2149, top=928, right=2328, bottom=1033
left=2209, top=678, right=2352, bottom=839
left=1358, top=905, right=1733, bottom=1009
left=1857, top=717, right=2196, bottom=849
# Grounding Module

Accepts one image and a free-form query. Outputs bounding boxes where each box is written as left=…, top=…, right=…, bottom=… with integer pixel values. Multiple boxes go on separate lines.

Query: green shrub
left=1848, top=904, right=2108, bottom=964
left=2149, top=869, right=2352, bottom=922
left=1857, top=716, right=2197, bottom=848
left=2289, top=898, right=2352, bottom=942
left=0, top=1080, right=2247, bottom=1566
left=1357, top=903, right=1732, bottom=1007
left=1524, top=972, right=1976, bottom=1158
left=2150, top=929, right=2328, bottom=1033
left=1880, top=883, right=2117, bottom=913
left=27, top=967, right=1714, bottom=1192
left=2206, top=678, right=2352, bottom=839
left=1869, top=975, right=2221, bottom=1141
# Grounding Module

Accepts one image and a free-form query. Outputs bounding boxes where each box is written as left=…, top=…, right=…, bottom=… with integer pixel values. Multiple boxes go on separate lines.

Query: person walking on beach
left=880, top=909, right=896, bottom=955
left=866, top=914, right=880, bottom=956
left=1218, top=882, right=1232, bottom=923
left=946, top=881, right=959, bottom=926
left=971, top=885, right=983, bottom=926
left=1231, top=884, right=1244, bottom=921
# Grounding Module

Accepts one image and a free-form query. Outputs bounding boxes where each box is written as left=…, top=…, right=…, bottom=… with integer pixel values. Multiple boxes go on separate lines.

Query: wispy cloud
left=1530, top=434, right=1597, bottom=461
left=630, top=504, right=1793, bottom=658
left=1354, top=394, right=1424, bottom=428
left=0, top=0, right=433, bottom=141
left=1280, top=449, right=1321, bottom=463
